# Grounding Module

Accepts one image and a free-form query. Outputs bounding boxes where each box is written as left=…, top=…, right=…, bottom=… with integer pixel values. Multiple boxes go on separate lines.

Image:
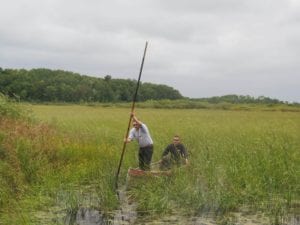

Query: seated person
left=159, top=135, right=189, bottom=170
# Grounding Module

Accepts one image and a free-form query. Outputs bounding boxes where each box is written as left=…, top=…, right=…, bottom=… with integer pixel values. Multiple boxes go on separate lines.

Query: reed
left=0, top=104, right=299, bottom=224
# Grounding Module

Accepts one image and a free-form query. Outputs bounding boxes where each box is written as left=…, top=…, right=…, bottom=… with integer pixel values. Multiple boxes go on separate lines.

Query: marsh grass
left=1, top=104, right=299, bottom=224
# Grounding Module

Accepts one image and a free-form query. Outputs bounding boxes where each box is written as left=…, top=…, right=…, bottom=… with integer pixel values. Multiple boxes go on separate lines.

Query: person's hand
left=130, top=111, right=135, bottom=117
left=185, top=159, right=190, bottom=166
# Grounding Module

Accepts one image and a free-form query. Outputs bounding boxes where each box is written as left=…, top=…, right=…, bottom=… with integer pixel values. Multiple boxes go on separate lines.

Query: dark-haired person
left=125, top=112, right=154, bottom=171
left=159, top=135, right=189, bottom=170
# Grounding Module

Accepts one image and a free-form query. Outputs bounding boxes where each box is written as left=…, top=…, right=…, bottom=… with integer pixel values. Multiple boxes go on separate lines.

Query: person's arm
left=124, top=137, right=131, bottom=143
left=124, top=128, right=134, bottom=143
left=181, top=144, right=189, bottom=165
left=131, top=112, right=142, bottom=126
left=162, top=144, right=171, bottom=157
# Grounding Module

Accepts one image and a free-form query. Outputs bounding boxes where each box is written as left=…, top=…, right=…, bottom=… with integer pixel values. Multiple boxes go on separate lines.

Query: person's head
left=173, top=135, right=181, bottom=145
left=132, top=121, right=140, bottom=129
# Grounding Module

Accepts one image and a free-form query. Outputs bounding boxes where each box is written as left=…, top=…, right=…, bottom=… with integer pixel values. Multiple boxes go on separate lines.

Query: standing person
left=159, top=135, right=189, bottom=170
left=125, top=112, right=154, bottom=171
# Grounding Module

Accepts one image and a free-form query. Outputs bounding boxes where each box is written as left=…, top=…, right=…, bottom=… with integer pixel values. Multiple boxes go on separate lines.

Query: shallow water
left=33, top=184, right=299, bottom=225
left=63, top=209, right=299, bottom=225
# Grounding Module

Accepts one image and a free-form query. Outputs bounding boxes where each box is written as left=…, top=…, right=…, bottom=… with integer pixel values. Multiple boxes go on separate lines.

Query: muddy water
left=112, top=183, right=299, bottom=225
left=113, top=186, right=138, bottom=224
left=33, top=184, right=299, bottom=225
left=33, top=185, right=111, bottom=225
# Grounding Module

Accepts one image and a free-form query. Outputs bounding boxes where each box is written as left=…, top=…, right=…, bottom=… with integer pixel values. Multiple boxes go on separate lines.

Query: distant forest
left=0, top=67, right=294, bottom=105
left=193, top=95, right=287, bottom=104
left=0, top=68, right=182, bottom=102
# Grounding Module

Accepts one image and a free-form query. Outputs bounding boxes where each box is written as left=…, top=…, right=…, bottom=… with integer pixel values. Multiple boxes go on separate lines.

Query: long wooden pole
left=115, top=42, right=148, bottom=189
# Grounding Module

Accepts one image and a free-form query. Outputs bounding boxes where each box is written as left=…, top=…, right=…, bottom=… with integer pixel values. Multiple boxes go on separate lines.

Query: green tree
left=0, top=68, right=183, bottom=102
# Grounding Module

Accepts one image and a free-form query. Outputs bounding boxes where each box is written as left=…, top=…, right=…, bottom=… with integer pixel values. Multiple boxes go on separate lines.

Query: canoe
left=128, top=168, right=172, bottom=177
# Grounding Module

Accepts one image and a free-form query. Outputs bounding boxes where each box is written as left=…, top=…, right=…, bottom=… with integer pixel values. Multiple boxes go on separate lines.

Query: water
left=33, top=183, right=299, bottom=225
left=60, top=186, right=299, bottom=225
left=113, top=186, right=138, bottom=224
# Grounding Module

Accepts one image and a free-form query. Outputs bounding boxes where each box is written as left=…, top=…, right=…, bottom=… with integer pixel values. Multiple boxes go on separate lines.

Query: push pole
left=115, top=42, right=148, bottom=189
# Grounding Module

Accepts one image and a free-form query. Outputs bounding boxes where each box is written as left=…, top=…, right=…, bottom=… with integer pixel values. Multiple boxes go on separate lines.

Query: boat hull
left=128, top=168, right=171, bottom=177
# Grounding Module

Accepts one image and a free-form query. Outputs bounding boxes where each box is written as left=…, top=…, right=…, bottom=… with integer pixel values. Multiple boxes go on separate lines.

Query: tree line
left=193, top=94, right=288, bottom=104
left=0, top=67, right=294, bottom=105
left=0, top=68, right=183, bottom=102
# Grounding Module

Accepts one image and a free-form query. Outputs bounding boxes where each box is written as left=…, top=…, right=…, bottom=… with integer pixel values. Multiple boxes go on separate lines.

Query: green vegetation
left=62, top=98, right=300, bottom=112
left=0, top=98, right=299, bottom=224
left=0, top=93, right=30, bottom=118
left=193, top=94, right=292, bottom=104
left=1, top=67, right=298, bottom=107
left=124, top=108, right=299, bottom=221
left=0, top=98, right=119, bottom=224
left=135, top=99, right=300, bottom=111
left=0, top=68, right=182, bottom=102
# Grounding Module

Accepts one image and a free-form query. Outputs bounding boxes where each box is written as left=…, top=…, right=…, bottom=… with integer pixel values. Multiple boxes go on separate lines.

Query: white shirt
left=128, top=123, right=153, bottom=148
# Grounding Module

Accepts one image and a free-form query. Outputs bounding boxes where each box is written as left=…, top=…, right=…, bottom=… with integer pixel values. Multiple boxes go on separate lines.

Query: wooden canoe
left=128, top=168, right=172, bottom=177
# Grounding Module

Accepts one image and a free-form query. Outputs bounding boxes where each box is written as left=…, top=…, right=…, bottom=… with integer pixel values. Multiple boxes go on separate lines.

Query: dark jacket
left=162, top=143, right=188, bottom=164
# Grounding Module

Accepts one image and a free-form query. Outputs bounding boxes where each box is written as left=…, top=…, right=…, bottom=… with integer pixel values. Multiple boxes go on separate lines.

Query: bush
left=0, top=93, right=24, bottom=118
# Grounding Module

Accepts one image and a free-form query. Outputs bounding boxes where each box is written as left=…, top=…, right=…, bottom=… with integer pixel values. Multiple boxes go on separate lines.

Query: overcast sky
left=1, top=0, right=299, bottom=102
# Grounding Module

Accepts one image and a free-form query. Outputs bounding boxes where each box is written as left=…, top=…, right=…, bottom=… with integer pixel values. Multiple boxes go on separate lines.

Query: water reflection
left=65, top=207, right=108, bottom=225
left=62, top=205, right=299, bottom=225
left=33, top=184, right=299, bottom=225
left=34, top=205, right=299, bottom=225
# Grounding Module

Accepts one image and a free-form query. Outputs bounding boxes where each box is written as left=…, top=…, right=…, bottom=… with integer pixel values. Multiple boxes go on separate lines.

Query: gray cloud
left=1, top=0, right=299, bottom=102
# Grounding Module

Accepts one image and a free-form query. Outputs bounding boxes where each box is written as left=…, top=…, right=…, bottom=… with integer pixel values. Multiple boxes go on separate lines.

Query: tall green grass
left=31, top=106, right=299, bottom=218
left=0, top=93, right=30, bottom=119
left=121, top=109, right=299, bottom=219
left=1, top=103, right=299, bottom=224
left=80, top=99, right=300, bottom=112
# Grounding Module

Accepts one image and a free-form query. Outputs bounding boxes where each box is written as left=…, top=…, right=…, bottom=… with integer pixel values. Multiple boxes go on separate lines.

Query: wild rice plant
left=1, top=104, right=299, bottom=224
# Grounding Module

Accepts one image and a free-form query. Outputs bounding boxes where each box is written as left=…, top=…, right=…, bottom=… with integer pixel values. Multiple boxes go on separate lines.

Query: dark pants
left=139, top=145, right=153, bottom=171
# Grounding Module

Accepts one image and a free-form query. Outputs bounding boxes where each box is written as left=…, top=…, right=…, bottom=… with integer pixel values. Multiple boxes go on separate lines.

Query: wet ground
left=33, top=164, right=299, bottom=224
left=33, top=183, right=299, bottom=225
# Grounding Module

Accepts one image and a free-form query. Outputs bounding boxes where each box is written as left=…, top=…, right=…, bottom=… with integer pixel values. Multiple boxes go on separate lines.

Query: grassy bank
left=79, top=99, right=300, bottom=112
left=0, top=102, right=299, bottom=224
left=0, top=101, right=119, bottom=224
